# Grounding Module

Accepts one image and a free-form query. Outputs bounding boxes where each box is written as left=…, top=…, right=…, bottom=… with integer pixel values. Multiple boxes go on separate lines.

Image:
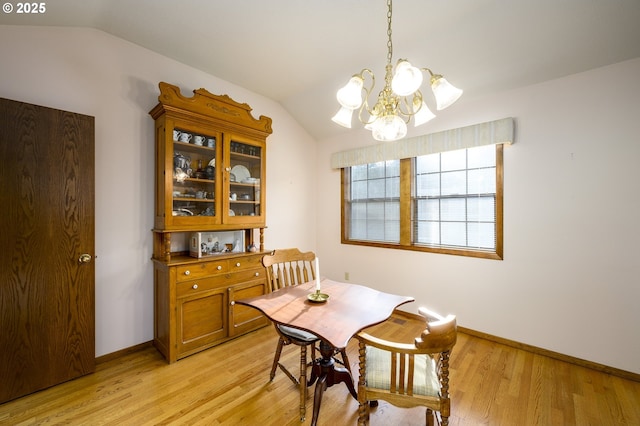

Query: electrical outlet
left=344, top=272, right=350, bottom=281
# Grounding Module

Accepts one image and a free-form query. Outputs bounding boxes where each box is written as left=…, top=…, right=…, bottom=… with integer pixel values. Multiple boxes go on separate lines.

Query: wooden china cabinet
left=149, top=82, right=272, bottom=363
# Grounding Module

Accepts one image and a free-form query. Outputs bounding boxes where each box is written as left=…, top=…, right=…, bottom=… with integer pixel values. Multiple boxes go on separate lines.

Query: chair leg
left=357, top=341, right=369, bottom=425
left=426, top=408, right=434, bottom=426
left=299, top=345, right=307, bottom=422
left=339, top=348, right=351, bottom=373
left=357, top=401, right=368, bottom=425
left=270, top=337, right=285, bottom=381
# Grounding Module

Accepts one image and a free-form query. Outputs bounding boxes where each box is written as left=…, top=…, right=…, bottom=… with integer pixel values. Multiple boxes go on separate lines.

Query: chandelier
left=331, top=0, right=463, bottom=142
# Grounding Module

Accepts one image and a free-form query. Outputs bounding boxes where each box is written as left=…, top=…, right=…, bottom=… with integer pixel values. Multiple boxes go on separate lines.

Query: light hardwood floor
left=1, top=313, right=639, bottom=425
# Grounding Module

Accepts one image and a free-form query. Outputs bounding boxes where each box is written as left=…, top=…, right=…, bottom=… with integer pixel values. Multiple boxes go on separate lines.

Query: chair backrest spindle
left=262, top=248, right=317, bottom=293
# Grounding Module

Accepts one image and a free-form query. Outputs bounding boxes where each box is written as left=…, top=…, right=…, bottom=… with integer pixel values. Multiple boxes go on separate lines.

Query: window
left=342, top=144, right=503, bottom=259
left=348, top=160, right=400, bottom=243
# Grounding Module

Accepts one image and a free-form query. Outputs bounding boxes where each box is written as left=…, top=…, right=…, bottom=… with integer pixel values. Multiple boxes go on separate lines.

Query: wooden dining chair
left=356, top=308, right=457, bottom=426
left=262, top=248, right=350, bottom=422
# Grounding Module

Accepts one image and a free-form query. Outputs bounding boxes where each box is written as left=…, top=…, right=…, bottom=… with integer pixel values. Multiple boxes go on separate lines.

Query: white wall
left=0, top=25, right=317, bottom=357
left=2, top=24, right=638, bottom=375
left=317, top=58, right=640, bottom=374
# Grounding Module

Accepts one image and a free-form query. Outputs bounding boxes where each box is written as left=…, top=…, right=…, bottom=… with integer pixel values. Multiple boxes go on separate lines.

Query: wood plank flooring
left=1, top=313, right=639, bottom=425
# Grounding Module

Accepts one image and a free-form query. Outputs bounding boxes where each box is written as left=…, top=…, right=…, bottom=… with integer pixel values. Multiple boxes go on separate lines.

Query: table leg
left=308, top=340, right=358, bottom=425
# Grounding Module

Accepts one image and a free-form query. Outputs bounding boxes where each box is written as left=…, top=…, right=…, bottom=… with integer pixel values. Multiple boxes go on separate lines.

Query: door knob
left=78, top=254, right=92, bottom=263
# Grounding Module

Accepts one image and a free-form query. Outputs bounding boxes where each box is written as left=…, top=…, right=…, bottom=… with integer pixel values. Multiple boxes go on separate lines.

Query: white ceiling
left=3, top=0, right=640, bottom=140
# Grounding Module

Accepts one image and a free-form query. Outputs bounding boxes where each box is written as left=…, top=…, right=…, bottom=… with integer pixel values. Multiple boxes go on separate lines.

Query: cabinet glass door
left=171, top=128, right=219, bottom=225
left=225, top=136, right=265, bottom=225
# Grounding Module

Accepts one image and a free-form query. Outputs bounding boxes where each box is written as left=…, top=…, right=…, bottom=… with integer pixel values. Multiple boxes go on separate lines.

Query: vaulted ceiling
left=3, top=0, right=640, bottom=140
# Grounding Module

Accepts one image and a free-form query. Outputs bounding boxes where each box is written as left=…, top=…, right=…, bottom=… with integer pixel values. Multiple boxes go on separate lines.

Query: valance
left=330, top=117, right=514, bottom=169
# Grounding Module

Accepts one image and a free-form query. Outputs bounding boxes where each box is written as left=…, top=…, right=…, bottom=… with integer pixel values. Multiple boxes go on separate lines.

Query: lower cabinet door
left=177, top=287, right=228, bottom=357
left=228, top=278, right=269, bottom=337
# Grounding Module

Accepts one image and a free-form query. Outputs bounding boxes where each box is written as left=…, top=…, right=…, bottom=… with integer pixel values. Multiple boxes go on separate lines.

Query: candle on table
left=315, top=257, right=321, bottom=291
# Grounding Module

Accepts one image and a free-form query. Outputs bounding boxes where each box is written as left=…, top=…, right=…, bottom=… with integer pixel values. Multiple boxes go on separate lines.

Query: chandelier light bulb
left=431, top=75, right=463, bottom=110
left=372, top=114, right=407, bottom=142
left=391, top=60, right=423, bottom=96
left=413, top=98, right=435, bottom=127
left=336, top=76, right=364, bottom=110
left=331, top=106, right=355, bottom=128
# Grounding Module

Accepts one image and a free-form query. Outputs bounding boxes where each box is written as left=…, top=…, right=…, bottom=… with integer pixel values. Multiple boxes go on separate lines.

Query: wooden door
left=0, top=98, right=95, bottom=403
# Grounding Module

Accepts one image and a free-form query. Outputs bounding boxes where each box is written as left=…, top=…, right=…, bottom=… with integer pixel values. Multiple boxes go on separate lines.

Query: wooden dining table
left=236, top=278, right=414, bottom=425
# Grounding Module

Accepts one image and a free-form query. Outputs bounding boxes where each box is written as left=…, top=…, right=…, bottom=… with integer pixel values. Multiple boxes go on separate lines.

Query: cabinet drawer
left=176, top=260, right=228, bottom=282
left=227, top=253, right=264, bottom=271
left=176, top=268, right=265, bottom=298
left=226, top=267, right=264, bottom=286
left=177, top=276, right=224, bottom=298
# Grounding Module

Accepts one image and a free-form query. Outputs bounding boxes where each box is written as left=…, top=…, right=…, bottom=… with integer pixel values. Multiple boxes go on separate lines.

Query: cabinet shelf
left=174, top=197, right=215, bottom=203
left=174, top=140, right=216, bottom=154
left=230, top=152, right=260, bottom=160
left=175, top=177, right=215, bottom=184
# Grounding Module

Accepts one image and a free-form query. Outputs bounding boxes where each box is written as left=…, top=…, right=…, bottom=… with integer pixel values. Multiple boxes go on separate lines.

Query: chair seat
left=365, top=346, right=440, bottom=397
left=277, top=324, right=319, bottom=342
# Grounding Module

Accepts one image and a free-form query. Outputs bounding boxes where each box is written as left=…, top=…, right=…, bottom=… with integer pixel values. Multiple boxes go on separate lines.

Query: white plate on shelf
left=230, top=165, right=250, bottom=182
left=229, top=209, right=235, bottom=216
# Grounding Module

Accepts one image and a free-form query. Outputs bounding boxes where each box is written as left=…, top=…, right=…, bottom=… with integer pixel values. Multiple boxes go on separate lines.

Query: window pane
left=468, top=168, right=495, bottom=194
left=416, top=173, right=440, bottom=197
left=468, top=196, right=495, bottom=222
left=468, top=144, right=496, bottom=168
left=441, top=149, right=466, bottom=171
left=386, top=176, right=400, bottom=198
left=416, top=154, right=439, bottom=173
left=368, top=179, right=385, bottom=199
left=352, top=180, right=367, bottom=200
left=441, top=171, right=466, bottom=195
left=441, top=222, right=466, bottom=246
left=385, top=160, right=400, bottom=177
left=416, top=221, right=439, bottom=245
left=417, top=199, right=439, bottom=221
left=368, top=162, right=385, bottom=179
left=350, top=219, right=367, bottom=240
left=468, top=222, right=495, bottom=248
left=352, top=164, right=367, bottom=181
left=441, top=198, right=466, bottom=221
left=351, top=203, right=367, bottom=220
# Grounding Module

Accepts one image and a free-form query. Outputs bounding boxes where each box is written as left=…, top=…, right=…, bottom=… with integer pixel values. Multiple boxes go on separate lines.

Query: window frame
left=341, top=144, right=503, bottom=260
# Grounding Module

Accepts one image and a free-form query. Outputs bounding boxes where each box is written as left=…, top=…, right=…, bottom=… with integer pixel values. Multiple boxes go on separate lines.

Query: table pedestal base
left=307, top=340, right=357, bottom=426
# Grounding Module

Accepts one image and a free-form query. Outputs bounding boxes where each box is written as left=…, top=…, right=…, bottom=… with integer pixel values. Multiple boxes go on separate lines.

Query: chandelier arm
left=420, top=67, right=435, bottom=76
left=396, top=96, right=415, bottom=123
left=355, top=69, right=379, bottom=125
left=357, top=68, right=376, bottom=98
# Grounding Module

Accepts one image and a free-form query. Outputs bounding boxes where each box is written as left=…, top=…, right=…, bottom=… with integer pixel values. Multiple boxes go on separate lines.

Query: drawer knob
left=184, top=270, right=190, bottom=276
left=217, top=265, right=222, bottom=270
left=230, top=301, right=235, bottom=306
left=255, top=272, right=259, bottom=277
left=192, top=284, right=198, bottom=289
left=236, top=262, right=241, bottom=267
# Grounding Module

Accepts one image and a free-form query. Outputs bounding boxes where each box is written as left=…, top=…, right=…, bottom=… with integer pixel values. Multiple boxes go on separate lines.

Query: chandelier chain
left=386, top=0, right=393, bottom=65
